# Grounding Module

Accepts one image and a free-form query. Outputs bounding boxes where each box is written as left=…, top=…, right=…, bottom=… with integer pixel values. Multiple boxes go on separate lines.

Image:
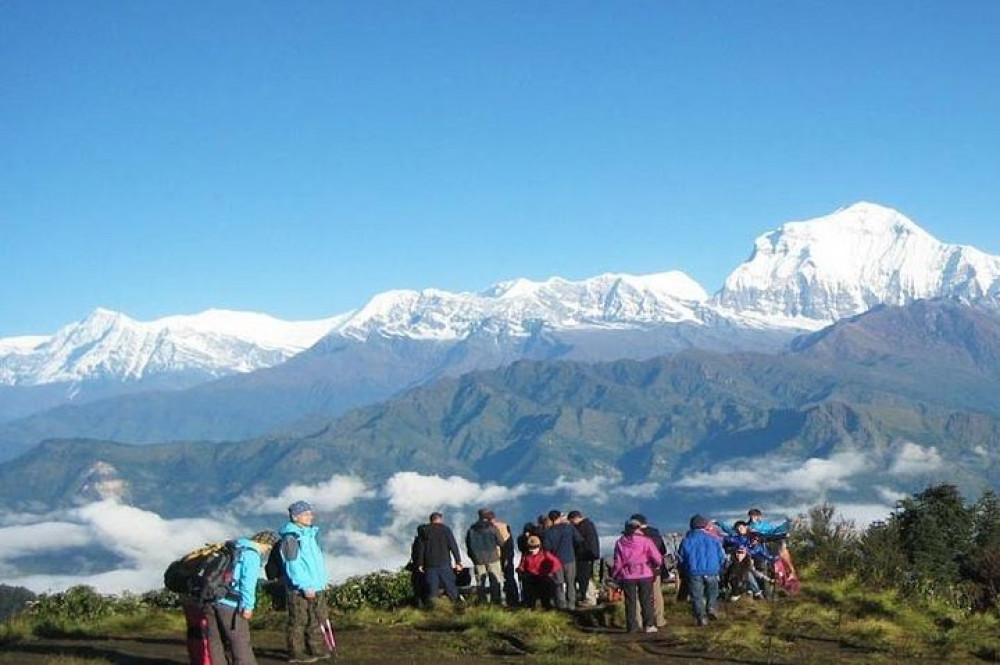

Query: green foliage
left=790, top=502, right=859, bottom=577
left=856, top=519, right=907, bottom=588
left=25, top=586, right=156, bottom=638
left=896, top=484, right=973, bottom=585
left=0, top=584, right=36, bottom=622
left=326, top=569, right=413, bottom=611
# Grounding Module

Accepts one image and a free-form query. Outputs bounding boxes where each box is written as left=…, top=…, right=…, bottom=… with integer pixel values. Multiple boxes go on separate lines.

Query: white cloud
left=673, top=450, right=871, bottom=494
left=383, top=472, right=531, bottom=527
left=243, top=474, right=377, bottom=514
left=0, top=501, right=241, bottom=595
left=549, top=475, right=659, bottom=502
left=888, top=442, right=944, bottom=475
left=875, top=486, right=908, bottom=504
left=0, top=522, right=93, bottom=558
left=974, top=445, right=989, bottom=458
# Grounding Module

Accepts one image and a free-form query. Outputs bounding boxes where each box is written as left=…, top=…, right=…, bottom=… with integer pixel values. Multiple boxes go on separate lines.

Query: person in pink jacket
left=611, top=518, right=665, bottom=633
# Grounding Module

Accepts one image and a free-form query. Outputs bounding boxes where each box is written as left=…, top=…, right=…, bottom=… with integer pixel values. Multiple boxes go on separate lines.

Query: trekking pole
left=321, top=618, right=337, bottom=651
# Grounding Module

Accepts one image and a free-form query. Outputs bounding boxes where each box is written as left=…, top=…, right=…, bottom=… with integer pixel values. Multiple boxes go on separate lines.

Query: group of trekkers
left=181, top=500, right=331, bottom=665
left=409, top=505, right=799, bottom=634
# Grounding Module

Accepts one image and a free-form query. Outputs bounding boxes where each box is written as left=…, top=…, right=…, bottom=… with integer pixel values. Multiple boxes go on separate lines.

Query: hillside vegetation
left=3, top=484, right=1000, bottom=663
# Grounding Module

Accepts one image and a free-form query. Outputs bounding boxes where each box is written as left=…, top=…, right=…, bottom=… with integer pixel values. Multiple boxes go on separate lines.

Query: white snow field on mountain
left=2, top=201, right=998, bottom=401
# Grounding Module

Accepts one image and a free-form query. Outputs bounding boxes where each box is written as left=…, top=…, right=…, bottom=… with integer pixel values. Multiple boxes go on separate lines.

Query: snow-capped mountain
left=0, top=308, right=343, bottom=387
left=715, top=202, right=1000, bottom=320
left=2, top=200, right=998, bottom=440
left=328, top=271, right=709, bottom=342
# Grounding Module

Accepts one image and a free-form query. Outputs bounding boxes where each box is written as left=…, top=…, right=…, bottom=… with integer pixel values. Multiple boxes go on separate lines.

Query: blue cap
left=288, top=500, right=313, bottom=517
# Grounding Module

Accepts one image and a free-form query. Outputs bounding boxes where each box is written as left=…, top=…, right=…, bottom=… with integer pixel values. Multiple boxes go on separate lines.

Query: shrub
left=326, top=569, right=412, bottom=611
left=789, top=502, right=859, bottom=577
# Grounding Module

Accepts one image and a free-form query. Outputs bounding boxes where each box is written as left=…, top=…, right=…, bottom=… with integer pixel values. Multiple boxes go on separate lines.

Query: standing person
left=516, top=534, right=563, bottom=609
left=678, top=514, right=727, bottom=627
left=415, top=512, right=464, bottom=605
left=466, top=508, right=505, bottom=605
left=490, top=511, right=520, bottom=606
left=542, top=510, right=583, bottom=609
left=610, top=519, right=664, bottom=633
left=630, top=514, right=669, bottom=627
left=407, top=531, right=427, bottom=607
left=568, top=510, right=600, bottom=606
left=279, top=501, right=332, bottom=664
left=206, top=531, right=279, bottom=665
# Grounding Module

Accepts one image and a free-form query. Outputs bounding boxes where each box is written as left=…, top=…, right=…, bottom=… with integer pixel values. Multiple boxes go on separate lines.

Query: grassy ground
left=3, top=575, right=1000, bottom=664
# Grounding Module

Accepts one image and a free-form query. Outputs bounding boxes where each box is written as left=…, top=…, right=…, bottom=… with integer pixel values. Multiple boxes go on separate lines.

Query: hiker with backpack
left=164, top=531, right=279, bottom=665
left=277, top=501, right=332, bottom=664
left=205, top=530, right=280, bottom=665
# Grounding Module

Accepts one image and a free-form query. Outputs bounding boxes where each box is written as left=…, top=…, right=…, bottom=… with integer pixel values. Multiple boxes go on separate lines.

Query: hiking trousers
left=688, top=574, right=720, bottom=621
left=207, top=603, right=257, bottom=665
left=286, top=590, right=329, bottom=661
left=621, top=577, right=655, bottom=632
left=630, top=574, right=665, bottom=625
left=473, top=560, right=504, bottom=604
left=552, top=560, right=576, bottom=609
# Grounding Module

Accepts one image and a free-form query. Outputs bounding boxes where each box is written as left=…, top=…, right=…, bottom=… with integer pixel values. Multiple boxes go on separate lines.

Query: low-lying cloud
left=673, top=450, right=872, bottom=494
left=243, top=474, right=377, bottom=515
left=889, top=442, right=944, bottom=475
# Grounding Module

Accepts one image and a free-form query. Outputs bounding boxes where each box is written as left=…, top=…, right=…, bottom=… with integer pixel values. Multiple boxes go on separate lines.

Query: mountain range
left=2, top=298, right=997, bottom=523
left=2, top=201, right=999, bottom=463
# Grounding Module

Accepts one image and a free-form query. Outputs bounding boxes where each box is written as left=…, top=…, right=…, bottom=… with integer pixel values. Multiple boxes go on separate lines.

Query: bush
left=326, top=569, right=413, bottom=611
left=790, top=502, right=859, bottom=577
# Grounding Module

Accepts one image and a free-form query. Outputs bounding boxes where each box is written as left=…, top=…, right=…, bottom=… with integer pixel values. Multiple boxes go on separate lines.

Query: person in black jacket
left=568, top=510, right=600, bottom=606
left=414, top=512, right=464, bottom=605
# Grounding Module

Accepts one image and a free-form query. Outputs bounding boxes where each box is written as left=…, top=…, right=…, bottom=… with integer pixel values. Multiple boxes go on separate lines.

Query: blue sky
left=2, top=2, right=999, bottom=336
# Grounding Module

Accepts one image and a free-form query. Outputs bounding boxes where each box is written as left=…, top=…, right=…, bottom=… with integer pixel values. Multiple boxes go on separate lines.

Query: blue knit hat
left=288, top=500, right=313, bottom=517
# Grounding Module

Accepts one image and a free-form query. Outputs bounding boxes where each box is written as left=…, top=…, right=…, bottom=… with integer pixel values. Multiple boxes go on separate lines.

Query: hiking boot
left=644, top=626, right=658, bottom=633
left=753, top=592, right=764, bottom=600
left=730, top=594, right=741, bottom=602
left=696, top=616, right=709, bottom=627
left=707, top=611, right=719, bottom=621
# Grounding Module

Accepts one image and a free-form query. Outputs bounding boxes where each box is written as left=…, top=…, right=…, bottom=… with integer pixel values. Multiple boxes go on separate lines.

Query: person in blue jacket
left=279, top=500, right=332, bottom=663
left=206, top=530, right=279, bottom=665
left=678, top=514, right=727, bottom=626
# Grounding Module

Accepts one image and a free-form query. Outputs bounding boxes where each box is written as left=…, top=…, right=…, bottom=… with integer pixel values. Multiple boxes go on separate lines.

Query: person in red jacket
left=516, top=535, right=562, bottom=609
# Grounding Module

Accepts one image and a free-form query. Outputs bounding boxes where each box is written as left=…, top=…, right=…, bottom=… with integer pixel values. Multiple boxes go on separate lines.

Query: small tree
left=895, top=484, right=973, bottom=587
left=790, top=502, right=858, bottom=577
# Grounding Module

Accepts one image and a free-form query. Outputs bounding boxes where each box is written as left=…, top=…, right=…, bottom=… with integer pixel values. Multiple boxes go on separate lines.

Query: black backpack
left=264, top=533, right=299, bottom=581
left=164, top=540, right=248, bottom=604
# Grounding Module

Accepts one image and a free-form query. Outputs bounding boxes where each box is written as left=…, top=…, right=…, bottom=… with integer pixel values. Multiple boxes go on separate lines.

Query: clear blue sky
left=2, top=1, right=999, bottom=336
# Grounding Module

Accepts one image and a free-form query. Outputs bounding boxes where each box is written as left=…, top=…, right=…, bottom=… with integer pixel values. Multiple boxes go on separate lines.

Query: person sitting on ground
left=611, top=518, right=664, bottom=634
left=516, top=534, right=562, bottom=609
left=678, top=514, right=727, bottom=627
left=723, top=545, right=772, bottom=600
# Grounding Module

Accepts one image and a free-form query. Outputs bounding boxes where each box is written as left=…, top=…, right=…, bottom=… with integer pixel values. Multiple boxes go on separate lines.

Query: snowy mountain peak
left=0, top=308, right=340, bottom=388
left=333, top=271, right=708, bottom=341
left=716, top=202, right=1000, bottom=321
